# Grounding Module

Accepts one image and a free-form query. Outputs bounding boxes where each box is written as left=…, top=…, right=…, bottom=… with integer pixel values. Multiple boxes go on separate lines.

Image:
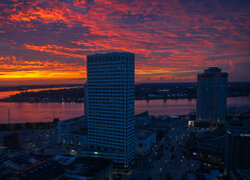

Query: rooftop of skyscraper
left=87, top=52, right=134, bottom=57
left=204, top=67, right=222, bottom=74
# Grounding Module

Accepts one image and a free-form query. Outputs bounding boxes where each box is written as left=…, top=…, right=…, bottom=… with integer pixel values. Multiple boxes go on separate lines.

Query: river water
left=0, top=86, right=82, bottom=100
left=0, top=96, right=249, bottom=124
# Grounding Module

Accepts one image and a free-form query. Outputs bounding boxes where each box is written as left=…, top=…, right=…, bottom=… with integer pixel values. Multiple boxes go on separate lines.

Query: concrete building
left=2, top=133, right=20, bottom=149
left=135, top=111, right=151, bottom=127
left=57, top=116, right=87, bottom=148
left=196, top=67, right=228, bottom=126
left=84, top=84, right=88, bottom=119
left=224, top=131, right=250, bottom=175
left=230, top=169, right=250, bottom=180
left=54, top=156, right=113, bottom=180
left=196, top=135, right=225, bottom=165
left=87, top=52, right=135, bottom=169
left=1, top=154, right=113, bottom=180
left=186, top=173, right=217, bottom=180
left=159, top=115, right=188, bottom=127
left=61, top=131, right=88, bottom=148
left=135, top=130, right=156, bottom=155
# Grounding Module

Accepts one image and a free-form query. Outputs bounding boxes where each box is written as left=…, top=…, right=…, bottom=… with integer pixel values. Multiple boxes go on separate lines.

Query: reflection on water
left=0, top=96, right=249, bottom=123
left=0, top=102, right=84, bottom=124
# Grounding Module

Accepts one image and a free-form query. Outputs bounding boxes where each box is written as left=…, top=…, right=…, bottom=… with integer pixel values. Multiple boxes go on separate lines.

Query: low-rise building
left=197, top=135, right=225, bottom=165
left=196, top=129, right=226, bottom=165
left=57, top=116, right=87, bottom=148
left=61, top=131, right=88, bottom=148
left=186, top=173, right=217, bottom=180
left=135, top=111, right=151, bottom=127
left=135, top=130, right=156, bottom=155
left=55, top=156, right=113, bottom=180
left=224, top=130, right=250, bottom=175
left=230, top=169, right=250, bottom=180
left=1, top=154, right=113, bottom=180
left=159, top=115, right=187, bottom=127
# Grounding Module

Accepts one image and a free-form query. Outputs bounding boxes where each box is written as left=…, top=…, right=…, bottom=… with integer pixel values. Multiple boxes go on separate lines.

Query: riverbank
left=0, top=94, right=249, bottom=103
left=0, top=82, right=249, bottom=102
left=0, top=121, right=57, bottom=131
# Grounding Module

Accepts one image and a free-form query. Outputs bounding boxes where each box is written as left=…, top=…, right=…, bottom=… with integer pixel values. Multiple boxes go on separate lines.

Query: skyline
left=0, top=0, right=250, bottom=85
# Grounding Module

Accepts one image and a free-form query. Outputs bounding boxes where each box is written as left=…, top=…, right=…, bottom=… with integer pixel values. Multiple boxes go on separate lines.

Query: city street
left=122, top=127, right=200, bottom=180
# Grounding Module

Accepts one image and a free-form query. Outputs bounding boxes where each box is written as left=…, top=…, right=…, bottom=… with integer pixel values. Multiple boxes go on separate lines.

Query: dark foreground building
left=1, top=155, right=113, bottom=180
left=224, top=131, right=250, bottom=176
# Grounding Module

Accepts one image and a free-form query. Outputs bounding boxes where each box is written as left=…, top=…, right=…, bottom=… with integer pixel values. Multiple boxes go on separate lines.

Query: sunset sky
left=0, top=0, right=249, bottom=85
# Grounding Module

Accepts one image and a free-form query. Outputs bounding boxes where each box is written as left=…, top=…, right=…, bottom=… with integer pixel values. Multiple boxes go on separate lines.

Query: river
left=0, top=96, right=249, bottom=124
left=0, top=86, right=82, bottom=100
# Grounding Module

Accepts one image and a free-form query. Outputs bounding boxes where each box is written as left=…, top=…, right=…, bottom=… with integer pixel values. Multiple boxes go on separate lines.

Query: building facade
left=135, top=130, right=156, bottom=155
left=224, top=131, right=250, bottom=175
left=57, top=116, right=87, bottom=148
left=84, top=84, right=88, bottom=119
left=196, top=67, right=228, bottom=125
left=87, top=52, right=135, bottom=168
left=135, top=111, right=151, bottom=127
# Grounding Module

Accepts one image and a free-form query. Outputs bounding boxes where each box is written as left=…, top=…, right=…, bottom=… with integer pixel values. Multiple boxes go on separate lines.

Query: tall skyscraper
left=87, top=52, right=135, bottom=168
left=196, top=67, right=228, bottom=126
left=84, top=84, right=88, bottom=119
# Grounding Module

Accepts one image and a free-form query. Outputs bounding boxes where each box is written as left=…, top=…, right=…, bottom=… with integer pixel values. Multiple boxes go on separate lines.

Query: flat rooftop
left=12, top=155, right=112, bottom=179
left=71, top=131, right=87, bottom=136
left=60, top=116, right=85, bottom=123
left=87, top=52, right=134, bottom=57
left=136, top=129, right=155, bottom=140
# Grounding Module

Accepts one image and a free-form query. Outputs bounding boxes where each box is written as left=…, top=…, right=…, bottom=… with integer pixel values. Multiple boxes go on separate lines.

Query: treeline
left=0, top=84, right=83, bottom=92
left=0, top=88, right=84, bottom=102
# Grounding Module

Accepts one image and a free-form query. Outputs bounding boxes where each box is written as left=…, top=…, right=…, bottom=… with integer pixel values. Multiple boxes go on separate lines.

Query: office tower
left=224, top=131, right=250, bottom=175
left=196, top=67, right=228, bottom=126
left=84, top=84, right=88, bottom=119
left=87, top=52, right=135, bottom=168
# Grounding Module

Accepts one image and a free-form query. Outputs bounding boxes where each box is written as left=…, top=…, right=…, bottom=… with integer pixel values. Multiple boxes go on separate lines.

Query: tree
left=25, top=122, right=33, bottom=129
left=3, top=133, right=20, bottom=149
left=147, top=176, right=152, bottom=180
left=157, top=130, right=164, bottom=141
left=0, top=124, right=8, bottom=131
left=53, top=118, right=60, bottom=124
left=165, top=173, right=172, bottom=180
left=170, top=146, right=175, bottom=152
left=14, top=123, right=23, bottom=130
left=171, top=154, right=175, bottom=160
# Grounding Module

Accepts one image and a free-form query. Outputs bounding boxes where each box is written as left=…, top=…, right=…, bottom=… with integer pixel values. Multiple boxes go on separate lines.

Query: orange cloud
left=0, top=56, right=85, bottom=80
left=24, top=44, right=86, bottom=58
